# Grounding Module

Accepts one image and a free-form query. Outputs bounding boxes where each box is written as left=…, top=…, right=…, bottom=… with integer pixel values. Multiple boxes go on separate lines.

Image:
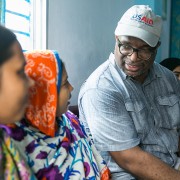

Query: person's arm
left=79, top=87, right=180, bottom=179
left=110, top=146, right=180, bottom=180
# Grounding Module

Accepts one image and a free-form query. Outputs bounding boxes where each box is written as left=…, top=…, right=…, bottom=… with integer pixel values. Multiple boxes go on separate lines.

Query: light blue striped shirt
left=78, top=53, right=180, bottom=179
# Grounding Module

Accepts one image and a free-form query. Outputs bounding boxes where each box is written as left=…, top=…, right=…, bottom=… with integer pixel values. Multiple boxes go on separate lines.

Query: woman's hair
left=0, top=25, right=17, bottom=66
left=160, top=57, right=180, bottom=71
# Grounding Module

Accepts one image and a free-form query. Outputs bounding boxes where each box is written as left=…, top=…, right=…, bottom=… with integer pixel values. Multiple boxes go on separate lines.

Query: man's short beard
left=126, top=69, right=146, bottom=78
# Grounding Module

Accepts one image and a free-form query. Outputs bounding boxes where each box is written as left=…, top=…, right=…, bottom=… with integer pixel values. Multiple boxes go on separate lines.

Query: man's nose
left=128, top=51, right=139, bottom=62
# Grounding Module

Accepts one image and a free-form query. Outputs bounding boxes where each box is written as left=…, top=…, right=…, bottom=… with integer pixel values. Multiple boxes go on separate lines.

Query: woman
left=0, top=25, right=36, bottom=180
left=9, top=50, right=111, bottom=180
left=160, top=57, right=180, bottom=80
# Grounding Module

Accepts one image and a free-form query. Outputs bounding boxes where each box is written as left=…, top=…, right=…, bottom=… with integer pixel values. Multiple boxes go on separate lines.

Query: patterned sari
left=0, top=127, right=36, bottom=180
left=8, top=50, right=110, bottom=180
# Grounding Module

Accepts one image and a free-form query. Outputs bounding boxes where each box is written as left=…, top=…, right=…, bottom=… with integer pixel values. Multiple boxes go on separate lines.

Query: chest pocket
left=125, top=100, right=148, bottom=140
left=156, top=94, right=180, bottom=129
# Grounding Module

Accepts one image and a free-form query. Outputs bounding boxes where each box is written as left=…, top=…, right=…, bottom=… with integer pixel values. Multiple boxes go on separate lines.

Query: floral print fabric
left=0, top=128, right=36, bottom=180
left=9, top=111, right=110, bottom=180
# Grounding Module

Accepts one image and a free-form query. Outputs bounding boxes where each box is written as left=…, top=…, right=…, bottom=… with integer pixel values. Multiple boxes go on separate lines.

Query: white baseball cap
left=115, top=5, right=162, bottom=47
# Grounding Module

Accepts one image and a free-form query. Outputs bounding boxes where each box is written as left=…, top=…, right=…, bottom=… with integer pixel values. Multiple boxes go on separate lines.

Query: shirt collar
left=108, top=53, right=127, bottom=80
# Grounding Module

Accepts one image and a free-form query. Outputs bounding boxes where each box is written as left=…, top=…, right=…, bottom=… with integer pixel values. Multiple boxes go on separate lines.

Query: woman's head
left=24, top=50, right=73, bottom=136
left=0, top=25, right=16, bottom=65
left=0, top=25, right=33, bottom=124
left=56, top=63, right=73, bottom=116
left=160, top=57, right=180, bottom=80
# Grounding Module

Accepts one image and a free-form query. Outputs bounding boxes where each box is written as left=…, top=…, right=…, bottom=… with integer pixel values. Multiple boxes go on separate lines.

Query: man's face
left=114, top=36, right=158, bottom=83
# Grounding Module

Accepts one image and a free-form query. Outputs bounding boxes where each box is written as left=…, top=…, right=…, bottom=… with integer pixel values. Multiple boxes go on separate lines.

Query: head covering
left=24, top=50, right=62, bottom=137
left=8, top=50, right=111, bottom=179
left=160, top=57, right=180, bottom=71
left=115, top=5, right=162, bottom=47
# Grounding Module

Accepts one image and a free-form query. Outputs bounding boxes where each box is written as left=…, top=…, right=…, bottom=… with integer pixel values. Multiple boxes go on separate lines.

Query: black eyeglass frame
left=117, top=39, right=158, bottom=61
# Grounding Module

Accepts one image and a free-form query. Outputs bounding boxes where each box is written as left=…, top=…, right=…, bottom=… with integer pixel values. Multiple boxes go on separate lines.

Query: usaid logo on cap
left=131, top=14, right=153, bottom=26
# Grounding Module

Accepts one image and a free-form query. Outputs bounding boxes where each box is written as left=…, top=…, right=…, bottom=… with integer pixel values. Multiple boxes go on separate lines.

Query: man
left=78, top=5, right=180, bottom=180
left=160, top=58, right=180, bottom=80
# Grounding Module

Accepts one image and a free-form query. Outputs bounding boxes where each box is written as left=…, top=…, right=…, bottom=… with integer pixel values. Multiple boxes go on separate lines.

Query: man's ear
left=154, top=41, right=161, bottom=54
left=157, top=41, right=161, bottom=48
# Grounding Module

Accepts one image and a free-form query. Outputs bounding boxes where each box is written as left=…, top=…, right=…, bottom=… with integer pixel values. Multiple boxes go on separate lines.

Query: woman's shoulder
left=62, top=111, right=88, bottom=138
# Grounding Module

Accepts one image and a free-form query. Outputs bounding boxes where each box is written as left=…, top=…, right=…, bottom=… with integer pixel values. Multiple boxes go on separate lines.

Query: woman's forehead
left=62, top=66, right=68, bottom=81
left=4, top=42, right=24, bottom=68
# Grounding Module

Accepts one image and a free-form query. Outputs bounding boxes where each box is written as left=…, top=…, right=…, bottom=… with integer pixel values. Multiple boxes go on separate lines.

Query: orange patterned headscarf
left=24, top=50, right=62, bottom=137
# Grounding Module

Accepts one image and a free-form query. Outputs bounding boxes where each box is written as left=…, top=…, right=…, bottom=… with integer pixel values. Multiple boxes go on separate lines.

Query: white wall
left=47, top=0, right=170, bottom=105
left=48, top=0, right=134, bottom=105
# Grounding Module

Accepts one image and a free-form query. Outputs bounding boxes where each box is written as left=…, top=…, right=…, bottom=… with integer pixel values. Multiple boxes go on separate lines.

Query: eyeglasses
left=117, top=40, right=157, bottom=60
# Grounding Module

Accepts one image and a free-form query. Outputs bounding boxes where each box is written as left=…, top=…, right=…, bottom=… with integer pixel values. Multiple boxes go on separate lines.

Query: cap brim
left=115, top=24, right=159, bottom=47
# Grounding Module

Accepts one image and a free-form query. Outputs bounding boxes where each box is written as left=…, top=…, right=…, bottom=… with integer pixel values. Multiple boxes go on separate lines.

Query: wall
left=170, top=0, right=180, bottom=58
left=48, top=0, right=171, bottom=105
left=48, top=0, right=134, bottom=105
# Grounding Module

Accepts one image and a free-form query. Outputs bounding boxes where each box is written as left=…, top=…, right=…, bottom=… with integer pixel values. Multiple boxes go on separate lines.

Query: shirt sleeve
left=78, top=88, right=140, bottom=152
